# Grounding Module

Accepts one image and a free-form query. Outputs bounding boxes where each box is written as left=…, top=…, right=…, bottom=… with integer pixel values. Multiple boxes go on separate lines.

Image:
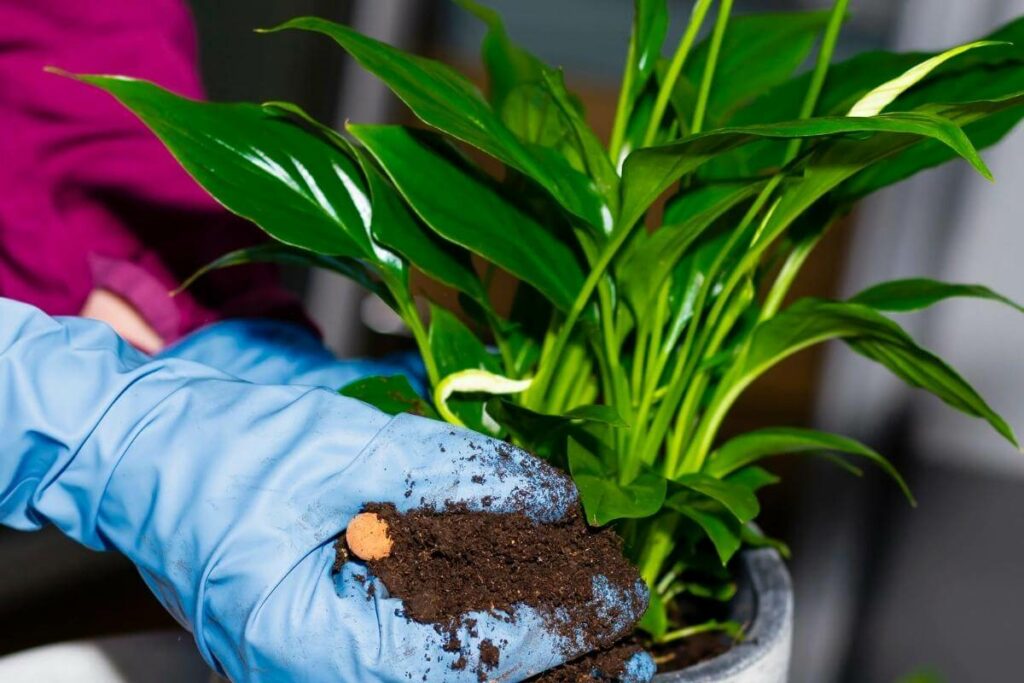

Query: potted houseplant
left=56, top=0, right=1024, bottom=678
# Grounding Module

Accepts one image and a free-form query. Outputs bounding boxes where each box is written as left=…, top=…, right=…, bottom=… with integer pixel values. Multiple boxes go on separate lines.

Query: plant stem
left=760, top=232, right=823, bottom=321
left=785, top=0, right=849, bottom=161
left=641, top=0, right=715, bottom=148
left=397, top=294, right=439, bottom=387
left=691, top=0, right=733, bottom=136
left=659, top=620, right=742, bottom=644
left=609, top=15, right=641, bottom=163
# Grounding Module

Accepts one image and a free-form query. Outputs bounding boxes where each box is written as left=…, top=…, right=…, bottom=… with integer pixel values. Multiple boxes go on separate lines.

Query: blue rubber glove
left=158, top=318, right=425, bottom=392
left=0, top=299, right=653, bottom=683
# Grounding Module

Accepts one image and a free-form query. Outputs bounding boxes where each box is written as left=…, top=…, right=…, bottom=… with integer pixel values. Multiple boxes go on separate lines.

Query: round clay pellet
left=346, top=512, right=393, bottom=561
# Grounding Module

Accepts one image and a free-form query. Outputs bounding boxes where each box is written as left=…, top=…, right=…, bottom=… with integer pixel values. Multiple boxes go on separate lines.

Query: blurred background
left=2, top=1, right=1022, bottom=681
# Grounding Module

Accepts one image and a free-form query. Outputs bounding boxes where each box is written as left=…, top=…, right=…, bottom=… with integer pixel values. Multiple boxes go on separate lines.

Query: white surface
left=0, top=632, right=218, bottom=683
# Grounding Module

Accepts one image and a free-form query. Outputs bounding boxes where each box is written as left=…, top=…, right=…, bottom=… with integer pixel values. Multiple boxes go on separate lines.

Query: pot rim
left=652, top=547, right=793, bottom=682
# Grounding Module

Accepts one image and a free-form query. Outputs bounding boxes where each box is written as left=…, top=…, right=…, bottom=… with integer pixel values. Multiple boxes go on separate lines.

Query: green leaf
left=176, top=243, right=391, bottom=305
left=620, top=111, right=990, bottom=231
left=666, top=498, right=742, bottom=565
left=564, top=405, right=629, bottom=427
left=851, top=278, right=1024, bottom=314
left=672, top=473, right=760, bottom=523
left=428, top=305, right=499, bottom=433
left=707, top=426, right=913, bottom=504
left=428, top=305, right=499, bottom=378
left=684, top=11, right=834, bottom=125
left=540, top=69, right=620, bottom=210
left=339, top=375, right=438, bottom=418
left=269, top=17, right=605, bottom=228
left=734, top=299, right=1018, bottom=448
left=848, top=41, right=1006, bottom=117
left=452, top=0, right=546, bottom=111
left=725, top=465, right=780, bottom=492
left=568, top=436, right=667, bottom=526
left=754, top=95, right=1024, bottom=256
left=68, top=74, right=378, bottom=257
left=350, top=125, right=585, bottom=311
left=741, top=525, right=791, bottom=559
left=629, top=0, right=670, bottom=101
left=434, top=370, right=532, bottom=431
left=637, top=590, right=668, bottom=638
left=352, top=148, right=490, bottom=308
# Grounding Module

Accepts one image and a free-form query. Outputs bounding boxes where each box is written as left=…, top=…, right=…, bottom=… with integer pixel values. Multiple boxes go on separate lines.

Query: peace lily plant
left=67, top=0, right=1024, bottom=656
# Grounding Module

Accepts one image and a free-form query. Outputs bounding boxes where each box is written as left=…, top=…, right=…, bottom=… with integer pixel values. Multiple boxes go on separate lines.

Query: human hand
left=0, top=299, right=652, bottom=682
left=158, top=317, right=425, bottom=392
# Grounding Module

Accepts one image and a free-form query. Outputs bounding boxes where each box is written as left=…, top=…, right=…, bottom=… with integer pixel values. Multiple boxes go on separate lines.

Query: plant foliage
left=71, top=1, right=1024, bottom=645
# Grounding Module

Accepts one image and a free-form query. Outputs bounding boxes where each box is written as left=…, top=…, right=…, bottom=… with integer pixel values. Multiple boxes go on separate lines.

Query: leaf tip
left=43, top=65, right=71, bottom=78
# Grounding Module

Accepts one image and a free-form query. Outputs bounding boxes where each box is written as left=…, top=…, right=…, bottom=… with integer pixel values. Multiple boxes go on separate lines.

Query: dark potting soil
left=652, top=630, right=732, bottom=674
left=527, top=640, right=644, bottom=682
left=337, top=502, right=647, bottom=681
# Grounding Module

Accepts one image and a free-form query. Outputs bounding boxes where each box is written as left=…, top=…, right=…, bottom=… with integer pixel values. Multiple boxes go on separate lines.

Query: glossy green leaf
left=453, top=0, right=546, bottom=111
left=733, top=19, right=1024, bottom=126
left=68, top=74, right=373, bottom=257
left=666, top=498, right=742, bottom=565
left=269, top=17, right=605, bottom=228
left=672, top=474, right=760, bottom=523
left=723, top=19, right=1024, bottom=177
left=724, top=465, right=780, bottom=492
left=428, top=305, right=499, bottom=432
left=706, top=426, right=912, bottom=503
left=541, top=69, right=619, bottom=208
left=428, top=305, right=499, bottom=377
left=629, top=0, right=670, bottom=100
left=848, top=41, right=1005, bottom=117
left=851, top=278, right=1024, bottom=314
left=568, top=436, right=667, bottom=526
left=620, top=111, right=989, bottom=230
left=735, top=299, right=1018, bottom=447
left=350, top=125, right=585, bottom=311
left=683, top=11, right=833, bottom=125
left=755, top=95, right=1024, bottom=254
left=176, top=242, right=391, bottom=305
left=353, top=148, right=490, bottom=308
left=434, top=370, right=532, bottom=430
left=339, top=375, right=438, bottom=418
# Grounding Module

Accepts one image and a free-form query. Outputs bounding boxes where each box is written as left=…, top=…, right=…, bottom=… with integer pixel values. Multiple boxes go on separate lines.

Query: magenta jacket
left=0, top=0, right=306, bottom=343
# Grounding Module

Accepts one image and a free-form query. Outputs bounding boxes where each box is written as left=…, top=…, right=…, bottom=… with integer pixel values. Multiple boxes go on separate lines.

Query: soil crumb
left=337, top=502, right=646, bottom=681
left=653, top=630, right=732, bottom=674
left=528, top=640, right=644, bottom=681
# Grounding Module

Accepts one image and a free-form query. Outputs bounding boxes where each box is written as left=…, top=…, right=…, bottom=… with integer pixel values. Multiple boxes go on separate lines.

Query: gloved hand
left=0, top=299, right=653, bottom=683
left=158, top=318, right=425, bottom=392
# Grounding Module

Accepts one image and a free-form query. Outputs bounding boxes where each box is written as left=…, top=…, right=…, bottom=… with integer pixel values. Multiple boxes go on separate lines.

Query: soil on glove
left=336, top=501, right=646, bottom=681
left=527, top=640, right=645, bottom=681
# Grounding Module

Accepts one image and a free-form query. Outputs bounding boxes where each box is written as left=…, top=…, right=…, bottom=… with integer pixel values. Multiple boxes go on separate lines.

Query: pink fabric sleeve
left=0, top=0, right=309, bottom=343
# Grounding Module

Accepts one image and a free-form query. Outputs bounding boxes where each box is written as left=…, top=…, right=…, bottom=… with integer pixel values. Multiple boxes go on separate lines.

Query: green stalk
left=646, top=183, right=777, bottom=476
left=760, top=232, right=823, bottom=321
left=397, top=294, right=439, bottom=388
left=785, top=0, right=849, bottom=160
left=690, top=0, right=733, bottom=136
left=609, top=13, right=641, bottom=162
left=641, top=0, right=715, bottom=148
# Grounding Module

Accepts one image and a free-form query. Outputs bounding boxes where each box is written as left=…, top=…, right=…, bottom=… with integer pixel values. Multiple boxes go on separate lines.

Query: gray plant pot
left=654, top=548, right=793, bottom=683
